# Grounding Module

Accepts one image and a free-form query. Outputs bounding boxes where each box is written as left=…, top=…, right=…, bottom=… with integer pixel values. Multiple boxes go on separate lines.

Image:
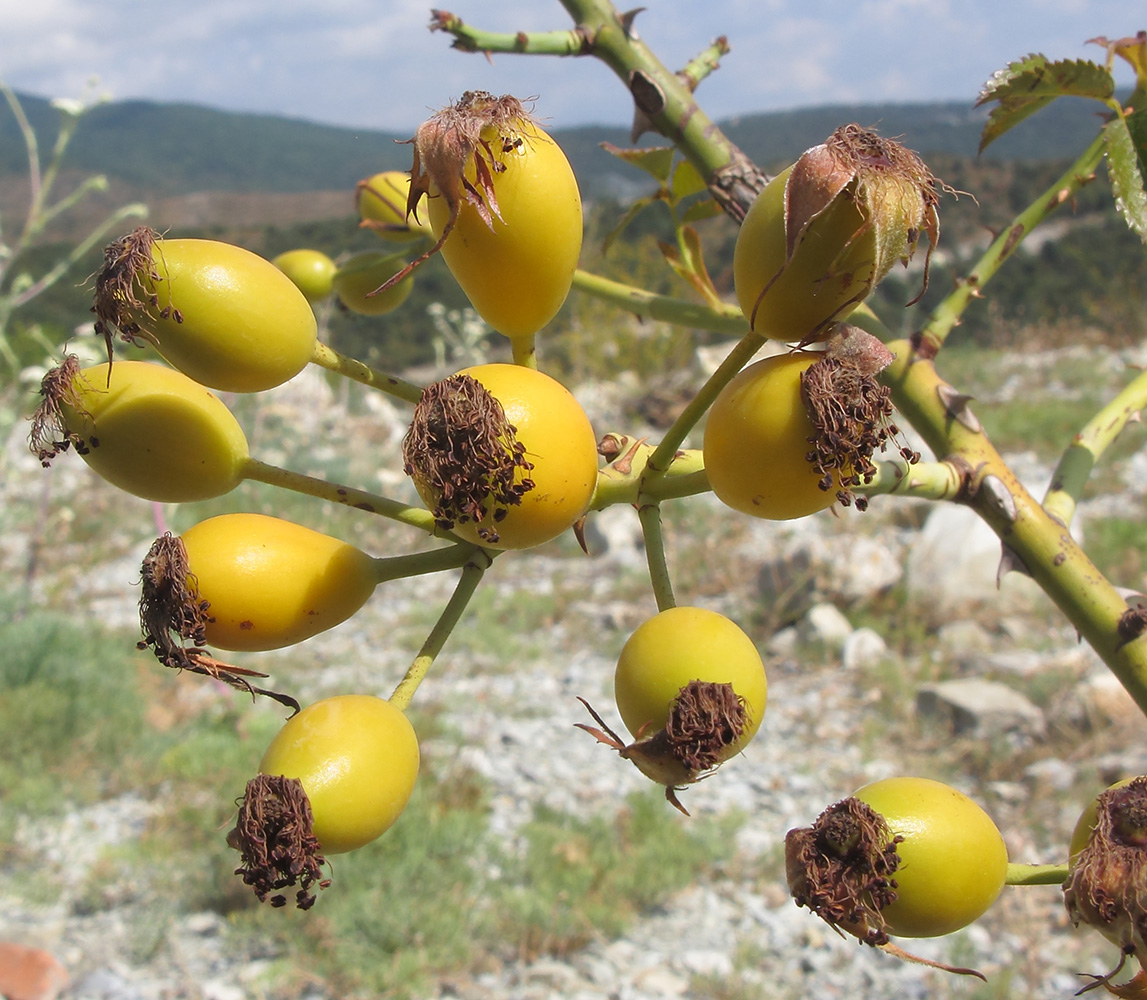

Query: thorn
left=936, top=383, right=981, bottom=432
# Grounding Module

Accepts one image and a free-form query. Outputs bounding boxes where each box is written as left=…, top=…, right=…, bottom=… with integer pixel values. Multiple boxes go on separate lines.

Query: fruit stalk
left=310, top=341, right=423, bottom=404
left=242, top=458, right=440, bottom=533
left=570, top=269, right=749, bottom=334
left=389, top=551, right=493, bottom=711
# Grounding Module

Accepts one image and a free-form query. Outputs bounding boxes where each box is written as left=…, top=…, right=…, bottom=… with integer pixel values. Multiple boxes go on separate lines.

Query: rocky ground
left=2, top=344, right=1146, bottom=1000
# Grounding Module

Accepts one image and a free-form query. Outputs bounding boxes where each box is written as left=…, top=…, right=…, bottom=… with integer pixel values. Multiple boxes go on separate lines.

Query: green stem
left=433, top=2, right=766, bottom=220
left=591, top=439, right=709, bottom=509
left=853, top=459, right=967, bottom=502
left=916, top=132, right=1106, bottom=356
left=1043, top=367, right=1147, bottom=528
left=883, top=343, right=1147, bottom=716
left=637, top=501, right=675, bottom=611
left=678, top=36, right=730, bottom=93
left=646, top=330, right=766, bottom=475
left=310, top=340, right=423, bottom=404
left=370, top=543, right=478, bottom=585
left=1005, top=862, right=1069, bottom=886
left=510, top=333, right=538, bottom=369
left=571, top=268, right=748, bottom=334
left=242, top=458, right=439, bottom=533
left=389, top=551, right=493, bottom=711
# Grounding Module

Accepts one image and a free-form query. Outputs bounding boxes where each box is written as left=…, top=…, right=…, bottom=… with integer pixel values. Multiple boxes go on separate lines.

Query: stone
left=820, top=534, right=902, bottom=603
left=580, top=505, right=645, bottom=567
left=800, top=603, right=853, bottom=650
left=0, top=942, right=69, bottom=1000
left=916, top=678, right=1045, bottom=738
left=756, top=546, right=817, bottom=627
left=842, top=627, right=887, bottom=670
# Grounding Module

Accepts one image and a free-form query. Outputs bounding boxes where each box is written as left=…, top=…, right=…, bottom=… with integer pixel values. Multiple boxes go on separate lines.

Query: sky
left=0, top=1, right=1137, bottom=134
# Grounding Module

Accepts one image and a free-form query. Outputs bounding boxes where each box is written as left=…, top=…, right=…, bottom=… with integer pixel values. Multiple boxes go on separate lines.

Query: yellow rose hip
left=180, top=513, right=379, bottom=651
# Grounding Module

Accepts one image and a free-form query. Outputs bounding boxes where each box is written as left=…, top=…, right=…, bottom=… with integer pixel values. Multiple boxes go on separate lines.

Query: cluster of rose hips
left=28, top=89, right=1145, bottom=983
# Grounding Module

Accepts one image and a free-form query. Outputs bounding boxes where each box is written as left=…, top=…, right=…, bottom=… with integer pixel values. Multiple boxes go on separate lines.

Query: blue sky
left=0, top=1, right=1136, bottom=133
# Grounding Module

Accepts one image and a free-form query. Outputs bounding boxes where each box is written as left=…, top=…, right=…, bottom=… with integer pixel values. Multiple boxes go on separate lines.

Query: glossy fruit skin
left=332, top=251, right=414, bottom=316
left=703, top=352, right=835, bottom=520
left=259, top=695, right=419, bottom=854
left=734, top=165, right=875, bottom=342
left=135, top=238, right=317, bottom=393
left=614, top=606, right=767, bottom=755
left=427, top=120, right=582, bottom=339
left=180, top=513, right=378, bottom=652
left=272, top=248, right=337, bottom=303
left=357, top=170, right=433, bottom=242
left=852, top=776, right=1009, bottom=938
left=412, top=363, right=598, bottom=550
left=61, top=361, right=248, bottom=502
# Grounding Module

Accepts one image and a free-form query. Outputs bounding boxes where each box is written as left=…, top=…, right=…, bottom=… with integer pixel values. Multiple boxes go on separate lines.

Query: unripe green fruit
left=272, top=248, right=337, bottom=303
left=332, top=251, right=414, bottom=316
left=734, top=166, right=875, bottom=342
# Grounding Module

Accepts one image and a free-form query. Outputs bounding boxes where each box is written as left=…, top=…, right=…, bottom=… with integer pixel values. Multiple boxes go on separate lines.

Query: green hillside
left=0, top=90, right=1121, bottom=200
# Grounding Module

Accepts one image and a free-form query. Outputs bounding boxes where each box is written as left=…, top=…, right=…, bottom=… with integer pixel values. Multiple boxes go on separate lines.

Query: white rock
left=842, top=627, right=887, bottom=669
left=917, top=678, right=1045, bottom=738
left=800, top=603, right=853, bottom=650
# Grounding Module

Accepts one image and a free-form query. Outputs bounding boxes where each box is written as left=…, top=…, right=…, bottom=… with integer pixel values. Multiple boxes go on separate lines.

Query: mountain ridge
left=0, top=90, right=1116, bottom=203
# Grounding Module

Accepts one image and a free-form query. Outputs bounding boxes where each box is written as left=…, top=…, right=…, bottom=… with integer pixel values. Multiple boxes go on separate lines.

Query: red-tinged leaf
left=680, top=198, right=723, bottom=224
left=1089, top=31, right=1147, bottom=88
left=600, top=142, right=675, bottom=183
left=669, top=158, right=707, bottom=204
left=601, top=194, right=660, bottom=255
left=1104, top=112, right=1147, bottom=242
left=977, top=55, right=1114, bottom=152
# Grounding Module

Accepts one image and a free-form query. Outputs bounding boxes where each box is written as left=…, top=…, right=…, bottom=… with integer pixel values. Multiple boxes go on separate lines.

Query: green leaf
left=669, top=159, right=707, bottom=204
left=600, top=142, right=675, bottom=184
left=680, top=198, right=723, bottom=225
left=1104, top=113, right=1147, bottom=241
left=657, top=226, right=721, bottom=307
left=976, top=55, right=1114, bottom=152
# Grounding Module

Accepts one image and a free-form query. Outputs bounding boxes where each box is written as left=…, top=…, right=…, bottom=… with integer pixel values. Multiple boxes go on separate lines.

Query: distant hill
left=0, top=90, right=1120, bottom=205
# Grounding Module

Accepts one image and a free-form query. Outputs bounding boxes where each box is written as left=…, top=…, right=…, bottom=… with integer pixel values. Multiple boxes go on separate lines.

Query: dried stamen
left=137, top=533, right=300, bottom=713
left=230, top=774, right=331, bottom=909
left=91, top=226, right=175, bottom=364
left=663, top=680, right=747, bottom=774
left=1065, top=777, right=1147, bottom=982
left=800, top=327, right=918, bottom=511
left=785, top=796, right=902, bottom=946
left=403, top=373, right=534, bottom=544
left=28, top=355, right=96, bottom=466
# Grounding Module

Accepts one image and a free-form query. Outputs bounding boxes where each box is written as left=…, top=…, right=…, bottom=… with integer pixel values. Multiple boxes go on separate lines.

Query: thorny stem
left=242, top=458, right=440, bottom=534
left=591, top=439, right=708, bottom=509
left=883, top=342, right=1147, bottom=716
left=389, top=551, right=493, bottom=711
left=570, top=269, right=749, bottom=334
left=914, top=132, right=1106, bottom=358
left=1043, top=367, right=1147, bottom=529
left=637, top=501, right=675, bottom=611
left=1006, top=862, right=1070, bottom=886
left=431, top=2, right=767, bottom=220
left=310, top=341, right=423, bottom=404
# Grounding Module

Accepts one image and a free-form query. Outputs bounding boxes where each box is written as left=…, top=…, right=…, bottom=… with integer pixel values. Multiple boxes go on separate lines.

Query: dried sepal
left=372, top=91, right=536, bottom=295
left=91, top=226, right=175, bottom=362
left=775, top=124, right=948, bottom=328
left=575, top=680, right=748, bottom=816
left=1065, top=777, right=1147, bottom=991
left=137, top=533, right=300, bottom=714
left=402, top=373, right=534, bottom=545
left=28, top=355, right=97, bottom=466
left=229, top=774, right=331, bottom=909
left=800, top=326, right=918, bottom=511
